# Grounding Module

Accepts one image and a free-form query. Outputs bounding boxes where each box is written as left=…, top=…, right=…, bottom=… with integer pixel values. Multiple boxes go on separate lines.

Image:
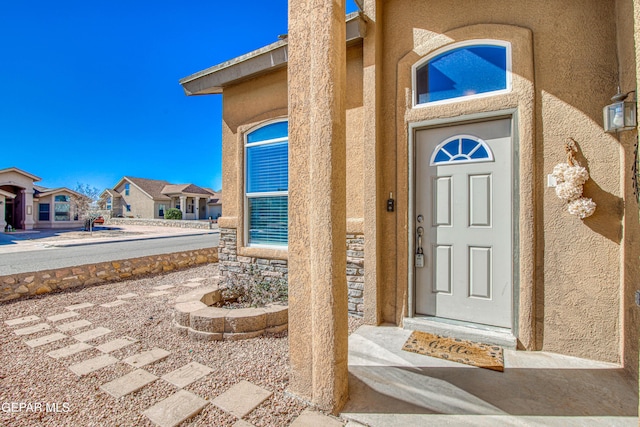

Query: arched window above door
left=430, top=135, right=494, bottom=165
left=414, top=41, right=511, bottom=105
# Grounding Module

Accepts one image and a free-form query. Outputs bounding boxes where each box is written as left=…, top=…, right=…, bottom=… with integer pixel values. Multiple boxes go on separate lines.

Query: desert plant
left=221, top=264, right=288, bottom=307
left=164, top=208, right=182, bottom=220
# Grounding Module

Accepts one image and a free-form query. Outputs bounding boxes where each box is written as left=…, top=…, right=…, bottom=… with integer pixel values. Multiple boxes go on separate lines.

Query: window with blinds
left=245, top=120, right=288, bottom=247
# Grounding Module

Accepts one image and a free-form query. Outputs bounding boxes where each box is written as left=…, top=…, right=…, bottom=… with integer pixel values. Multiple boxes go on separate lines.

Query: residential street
left=0, top=230, right=219, bottom=276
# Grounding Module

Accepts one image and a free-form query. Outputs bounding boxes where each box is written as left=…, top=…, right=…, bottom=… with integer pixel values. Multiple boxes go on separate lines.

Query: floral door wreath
left=552, top=139, right=596, bottom=219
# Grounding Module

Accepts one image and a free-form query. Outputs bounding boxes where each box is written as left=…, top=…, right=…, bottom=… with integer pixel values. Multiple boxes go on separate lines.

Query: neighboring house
left=100, top=177, right=218, bottom=220
left=0, top=167, right=84, bottom=231
left=180, top=1, right=640, bottom=411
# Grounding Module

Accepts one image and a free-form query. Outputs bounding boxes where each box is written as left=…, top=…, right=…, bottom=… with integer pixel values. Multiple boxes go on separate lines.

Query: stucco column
left=195, top=197, right=200, bottom=220
left=179, top=196, right=186, bottom=218
left=288, top=0, right=348, bottom=414
left=21, top=189, right=35, bottom=230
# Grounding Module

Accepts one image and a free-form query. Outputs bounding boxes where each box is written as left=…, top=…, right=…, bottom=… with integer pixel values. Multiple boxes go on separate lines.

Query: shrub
left=221, top=264, right=288, bottom=307
left=164, top=208, right=182, bottom=220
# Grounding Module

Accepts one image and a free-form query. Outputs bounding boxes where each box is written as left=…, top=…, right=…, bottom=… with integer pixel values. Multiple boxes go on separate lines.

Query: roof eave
left=179, top=13, right=365, bottom=96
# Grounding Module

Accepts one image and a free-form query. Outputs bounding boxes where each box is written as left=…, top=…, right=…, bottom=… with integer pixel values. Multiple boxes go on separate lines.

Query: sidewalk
left=0, top=223, right=219, bottom=254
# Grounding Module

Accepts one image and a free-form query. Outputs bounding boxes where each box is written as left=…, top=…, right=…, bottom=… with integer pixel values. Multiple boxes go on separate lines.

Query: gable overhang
left=179, top=12, right=365, bottom=96
left=0, top=167, right=42, bottom=183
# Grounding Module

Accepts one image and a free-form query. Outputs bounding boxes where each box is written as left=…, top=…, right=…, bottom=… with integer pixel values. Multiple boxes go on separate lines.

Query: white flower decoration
left=552, top=163, right=570, bottom=183
left=555, top=182, right=583, bottom=201
left=563, top=165, right=589, bottom=186
left=567, top=197, right=596, bottom=219
left=553, top=140, right=596, bottom=219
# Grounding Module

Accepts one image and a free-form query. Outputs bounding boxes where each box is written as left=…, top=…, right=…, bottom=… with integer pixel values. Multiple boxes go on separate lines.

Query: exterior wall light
left=603, top=89, right=637, bottom=133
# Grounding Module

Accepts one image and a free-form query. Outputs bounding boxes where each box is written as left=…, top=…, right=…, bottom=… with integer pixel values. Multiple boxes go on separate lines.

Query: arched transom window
left=414, top=41, right=511, bottom=105
left=430, top=135, right=494, bottom=166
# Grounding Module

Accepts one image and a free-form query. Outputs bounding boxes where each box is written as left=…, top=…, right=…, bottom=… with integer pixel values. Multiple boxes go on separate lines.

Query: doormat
left=402, top=330, right=504, bottom=372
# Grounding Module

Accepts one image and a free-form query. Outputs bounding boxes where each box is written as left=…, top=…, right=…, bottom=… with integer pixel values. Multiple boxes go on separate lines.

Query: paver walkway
left=4, top=297, right=344, bottom=427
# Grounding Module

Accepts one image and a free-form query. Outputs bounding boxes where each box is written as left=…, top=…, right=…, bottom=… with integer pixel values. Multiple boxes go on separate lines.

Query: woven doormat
left=402, top=330, right=504, bottom=372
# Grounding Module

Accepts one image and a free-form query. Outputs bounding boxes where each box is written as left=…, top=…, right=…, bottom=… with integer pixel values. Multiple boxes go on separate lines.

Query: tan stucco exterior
left=182, top=0, right=640, bottom=412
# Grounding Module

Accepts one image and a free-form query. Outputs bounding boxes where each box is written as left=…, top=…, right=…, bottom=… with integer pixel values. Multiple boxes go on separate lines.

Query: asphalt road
left=0, top=233, right=219, bottom=276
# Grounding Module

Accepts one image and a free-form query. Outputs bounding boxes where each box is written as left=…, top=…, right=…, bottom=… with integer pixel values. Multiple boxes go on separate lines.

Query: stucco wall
left=34, top=193, right=84, bottom=229
left=114, top=181, right=156, bottom=219
left=374, top=0, right=634, bottom=365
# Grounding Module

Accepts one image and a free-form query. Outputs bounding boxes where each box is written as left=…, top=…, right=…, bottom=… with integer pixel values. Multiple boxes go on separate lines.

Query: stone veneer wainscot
left=218, top=228, right=364, bottom=317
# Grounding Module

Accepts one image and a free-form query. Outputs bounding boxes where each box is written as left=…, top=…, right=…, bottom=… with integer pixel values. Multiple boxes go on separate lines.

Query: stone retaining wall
left=217, top=228, right=364, bottom=317
left=106, top=218, right=217, bottom=230
left=0, top=248, right=218, bottom=302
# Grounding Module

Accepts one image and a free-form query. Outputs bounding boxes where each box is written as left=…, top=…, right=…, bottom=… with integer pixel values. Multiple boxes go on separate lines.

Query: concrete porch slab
left=342, top=325, right=638, bottom=426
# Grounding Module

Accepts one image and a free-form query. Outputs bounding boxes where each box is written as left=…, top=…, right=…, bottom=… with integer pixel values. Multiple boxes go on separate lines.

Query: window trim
left=412, top=39, right=513, bottom=108
left=243, top=118, right=289, bottom=249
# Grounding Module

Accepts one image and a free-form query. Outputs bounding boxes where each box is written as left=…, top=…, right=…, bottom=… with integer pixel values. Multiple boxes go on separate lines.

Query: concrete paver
left=116, top=293, right=138, bottom=299
left=123, top=347, right=170, bottom=368
left=47, top=311, right=80, bottom=322
left=69, top=355, right=118, bottom=376
left=96, top=337, right=138, bottom=353
left=187, top=277, right=206, bottom=282
left=152, top=285, right=175, bottom=291
left=65, top=303, right=94, bottom=311
left=233, top=420, right=255, bottom=427
left=14, top=323, right=50, bottom=336
left=212, top=380, right=272, bottom=418
left=100, top=369, right=158, bottom=398
left=161, top=362, right=213, bottom=388
left=73, top=327, right=112, bottom=342
left=5, top=315, right=40, bottom=326
left=182, top=282, right=204, bottom=288
left=25, top=332, right=68, bottom=348
left=143, top=390, right=208, bottom=427
left=100, top=300, right=128, bottom=308
left=56, top=319, right=92, bottom=332
left=47, top=342, right=93, bottom=359
left=147, top=291, right=171, bottom=297
left=290, top=410, right=344, bottom=427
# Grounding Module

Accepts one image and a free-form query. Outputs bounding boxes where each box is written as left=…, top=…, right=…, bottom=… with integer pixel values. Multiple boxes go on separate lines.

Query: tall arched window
left=414, top=41, right=511, bottom=105
left=245, top=120, right=288, bottom=247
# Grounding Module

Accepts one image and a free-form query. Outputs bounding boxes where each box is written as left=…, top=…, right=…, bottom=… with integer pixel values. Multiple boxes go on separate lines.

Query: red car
left=93, top=216, right=104, bottom=225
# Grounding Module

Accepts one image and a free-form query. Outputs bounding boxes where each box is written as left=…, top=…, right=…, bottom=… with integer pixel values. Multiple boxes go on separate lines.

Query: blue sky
left=0, top=1, right=358, bottom=193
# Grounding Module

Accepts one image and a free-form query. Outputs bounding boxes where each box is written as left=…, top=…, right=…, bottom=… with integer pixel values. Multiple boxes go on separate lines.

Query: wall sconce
left=603, top=89, right=637, bottom=133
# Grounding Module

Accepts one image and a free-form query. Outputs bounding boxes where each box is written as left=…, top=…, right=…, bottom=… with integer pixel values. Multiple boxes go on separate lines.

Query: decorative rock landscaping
left=171, top=281, right=288, bottom=341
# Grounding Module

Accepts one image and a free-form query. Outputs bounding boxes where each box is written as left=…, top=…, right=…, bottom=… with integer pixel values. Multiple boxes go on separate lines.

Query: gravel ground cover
left=0, top=264, right=363, bottom=427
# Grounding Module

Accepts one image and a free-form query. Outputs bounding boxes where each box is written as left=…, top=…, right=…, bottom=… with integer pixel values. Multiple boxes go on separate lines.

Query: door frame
left=407, top=108, right=520, bottom=334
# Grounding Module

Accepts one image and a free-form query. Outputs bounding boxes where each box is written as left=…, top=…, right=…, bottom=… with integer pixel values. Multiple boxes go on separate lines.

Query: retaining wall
left=0, top=248, right=218, bottom=302
left=106, top=218, right=217, bottom=230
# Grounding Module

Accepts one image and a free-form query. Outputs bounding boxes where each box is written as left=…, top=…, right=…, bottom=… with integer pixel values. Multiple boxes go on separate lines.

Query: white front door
left=415, top=118, right=513, bottom=329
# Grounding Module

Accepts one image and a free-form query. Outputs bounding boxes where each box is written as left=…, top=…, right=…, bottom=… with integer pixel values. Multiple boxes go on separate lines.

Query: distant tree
left=70, top=183, right=101, bottom=232
left=164, top=208, right=182, bottom=220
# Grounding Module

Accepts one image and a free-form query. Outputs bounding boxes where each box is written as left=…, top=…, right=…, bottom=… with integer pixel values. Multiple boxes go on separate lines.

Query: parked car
left=93, top=216, right=104, bottom=225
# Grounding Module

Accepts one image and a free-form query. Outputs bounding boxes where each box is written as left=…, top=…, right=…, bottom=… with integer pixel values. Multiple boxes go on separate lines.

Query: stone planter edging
left=172, top=286, right=288, bottom=341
